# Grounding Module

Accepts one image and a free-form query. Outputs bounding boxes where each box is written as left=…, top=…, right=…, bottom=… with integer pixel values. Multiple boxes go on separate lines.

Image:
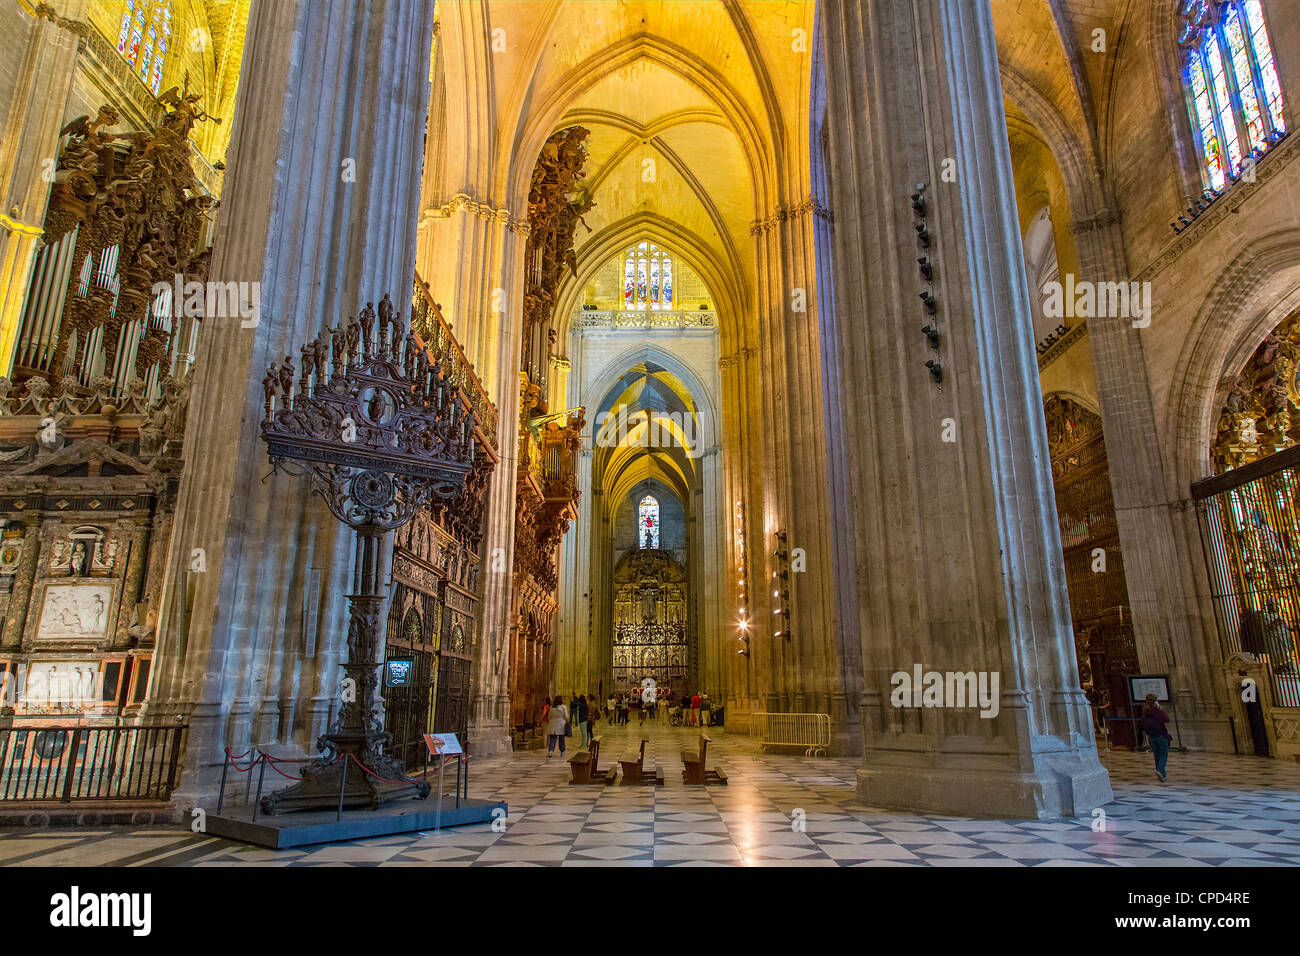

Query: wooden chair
left=568, top=736, right=616, bottom=785
left=681, top=734, right=727, bottom=785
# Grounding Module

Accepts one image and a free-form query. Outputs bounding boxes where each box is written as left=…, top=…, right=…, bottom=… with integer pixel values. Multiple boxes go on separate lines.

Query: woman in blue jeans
left=546, top=695, right=569, bottom=758
left=1141, top=693, right=1172, bottom=782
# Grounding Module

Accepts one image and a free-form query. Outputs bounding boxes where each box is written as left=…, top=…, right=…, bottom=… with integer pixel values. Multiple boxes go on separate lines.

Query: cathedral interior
left=2, top=0, right=1300, bottom=890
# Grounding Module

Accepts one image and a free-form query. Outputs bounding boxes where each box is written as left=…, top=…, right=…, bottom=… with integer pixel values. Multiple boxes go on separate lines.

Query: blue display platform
left=203, top=796, right=507, bottom=849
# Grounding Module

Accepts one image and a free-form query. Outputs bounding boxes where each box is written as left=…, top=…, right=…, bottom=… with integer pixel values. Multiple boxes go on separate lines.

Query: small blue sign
left=385, top=659, right=414, bottom=688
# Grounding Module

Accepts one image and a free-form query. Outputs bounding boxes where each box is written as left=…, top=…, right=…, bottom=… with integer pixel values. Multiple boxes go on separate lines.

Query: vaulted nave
left=2, top=1, right=1300, bottom=901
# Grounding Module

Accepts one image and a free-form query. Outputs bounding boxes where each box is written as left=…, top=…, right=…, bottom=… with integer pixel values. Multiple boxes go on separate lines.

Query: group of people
left=541, top=693, right=605, bottom=757
left=603, top=689, right=659, bottom=726
left=677, top=691, right=710, bottom=726
left=539, top=687, right=719, bottom=757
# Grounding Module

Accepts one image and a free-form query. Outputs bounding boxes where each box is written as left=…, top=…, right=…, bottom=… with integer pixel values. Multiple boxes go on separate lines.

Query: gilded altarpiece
left=1045, top=395, right=1139, bottom=745
left=611, top=549, right=691, bottom=697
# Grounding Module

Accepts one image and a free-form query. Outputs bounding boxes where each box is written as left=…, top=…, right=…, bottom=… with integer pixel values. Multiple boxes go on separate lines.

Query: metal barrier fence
left=752, top=712, right=831, bottom=756
left=0, top=722, right=186, bottom=803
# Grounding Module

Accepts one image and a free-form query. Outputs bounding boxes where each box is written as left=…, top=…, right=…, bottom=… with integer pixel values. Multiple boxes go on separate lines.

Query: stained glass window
left=116, top=1, right=173, bottom=95
left=622, top=242, right=673, bottom=310
left=1180, top=1, right=1287, bottom=191
left=638, top=496, right=660, bottom=549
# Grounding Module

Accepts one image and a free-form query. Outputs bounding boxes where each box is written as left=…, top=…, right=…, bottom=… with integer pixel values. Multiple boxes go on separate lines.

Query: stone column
left=151, top=0, right=435, bottom=805
left=820, top=0, right=1110, bottom=818
left=751, top=202, right=851, bottom=746
left=0, top=1, right=86, bottom=376
left=1071, top=216, right=1231, bottom=752
left=112, top=518, right=151, bottom=647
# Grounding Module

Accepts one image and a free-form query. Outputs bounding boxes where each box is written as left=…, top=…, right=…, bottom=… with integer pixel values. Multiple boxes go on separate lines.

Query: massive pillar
left=820, top=0, right=1110, bottom=817
left=0, top=1, right=86, bottom=376
left=750, top=201, right=851, bottom=749
left=1071, top=214, right=1231, bottom=751
left=150, top=0, right=435, bottom=802
left=416, top=3, right=527, bottom=756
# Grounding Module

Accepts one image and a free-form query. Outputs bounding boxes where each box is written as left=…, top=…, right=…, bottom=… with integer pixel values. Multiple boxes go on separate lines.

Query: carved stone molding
left=718, top=346, right=759, bottom=370
left=576, top=309, right=716, bottom=330
left=550, top=355, right=571, bottom=371
left=1068, top=210, right=1121, bottom=235
left=1037, top=321, right=1089, bottom=371
left=420, top=192, right=531, bottom=235
left=749, top=196, right=834, bottom=237
left=1135, top=132, right=1300, bottom=283
left=33, top=3, right=90, bottom=36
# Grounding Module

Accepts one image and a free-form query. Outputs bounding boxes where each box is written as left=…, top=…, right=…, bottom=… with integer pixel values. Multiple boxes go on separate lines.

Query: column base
left=468, top=717, right=512, bottom=756
left=856, top=752, right=1112, bottom=820
left=260, top=733, right=429, bottom=815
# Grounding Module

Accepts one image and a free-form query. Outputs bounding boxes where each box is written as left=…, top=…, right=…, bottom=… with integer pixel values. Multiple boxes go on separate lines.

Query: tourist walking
left=1141, top=692, right=1172, bottom=782
left=690, top=691, right=702, bottom=727
left=586, top=694, right=599, bottom=742
left=619, top=695, right=629, bottom=725
left=546, top=695, right=569, bottom=758
left=606, top=694, right=616, bottom=724
left=572, top=692, right=589, bottom=746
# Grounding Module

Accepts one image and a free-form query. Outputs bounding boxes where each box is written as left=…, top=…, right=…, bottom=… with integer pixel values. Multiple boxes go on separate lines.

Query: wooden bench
left=568, top=736, right=616, bottom=785
left=681, top=734, right=727, bottom=785
left=619, top=737, right=664, bottom=786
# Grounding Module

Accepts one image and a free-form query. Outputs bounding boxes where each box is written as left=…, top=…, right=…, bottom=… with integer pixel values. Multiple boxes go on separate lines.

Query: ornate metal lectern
left=258, top=294, right=480, bottom=813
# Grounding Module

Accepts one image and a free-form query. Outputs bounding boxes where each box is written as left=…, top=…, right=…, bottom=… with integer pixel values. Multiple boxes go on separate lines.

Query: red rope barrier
left=262, top=752, right=345, bottom=781
left=224, top=749, right=261, bottom=772
left=346, top=752, right=421, bottom=786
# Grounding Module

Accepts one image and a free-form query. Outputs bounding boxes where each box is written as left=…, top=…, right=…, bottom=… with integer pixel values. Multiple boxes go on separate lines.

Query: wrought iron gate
left=1194, top=444, right=1300, bottom=709
left=382, top=647, right=436, bottom=772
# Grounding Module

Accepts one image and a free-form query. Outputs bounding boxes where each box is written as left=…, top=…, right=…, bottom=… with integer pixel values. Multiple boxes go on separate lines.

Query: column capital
left=420, top=192, right=531, bottom=236
left=31, top=3, right=91, bottom=37
left=749, top=196, right=833, bottom=237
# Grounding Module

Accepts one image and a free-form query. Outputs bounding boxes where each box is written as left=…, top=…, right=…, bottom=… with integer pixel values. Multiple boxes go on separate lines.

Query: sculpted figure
left=359, top=302, right=376, bottom=352
left=278, top=356, right=295, bottom=398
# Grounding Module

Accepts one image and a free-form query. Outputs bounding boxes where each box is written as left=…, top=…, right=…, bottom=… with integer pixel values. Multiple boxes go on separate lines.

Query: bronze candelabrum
left=258, top=293, right=479, bottom=814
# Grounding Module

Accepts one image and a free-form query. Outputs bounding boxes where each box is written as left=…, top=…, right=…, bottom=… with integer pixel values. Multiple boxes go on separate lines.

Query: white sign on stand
left=424, top=733, right=463, bottom=832
left=424, top=732, right=463, bottom=756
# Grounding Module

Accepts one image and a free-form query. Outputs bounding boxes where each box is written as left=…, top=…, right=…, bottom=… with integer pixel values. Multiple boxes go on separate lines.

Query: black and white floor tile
left=5, top=720, right=1300, bottom=867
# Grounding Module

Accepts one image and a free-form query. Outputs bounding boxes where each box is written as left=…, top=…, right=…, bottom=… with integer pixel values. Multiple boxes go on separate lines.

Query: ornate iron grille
left=1194, top=444, right=1300, bottom=708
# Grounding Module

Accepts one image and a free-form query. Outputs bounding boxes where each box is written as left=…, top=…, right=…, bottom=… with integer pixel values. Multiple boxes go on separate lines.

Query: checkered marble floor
left=4, top=719, right=1300, bottom=866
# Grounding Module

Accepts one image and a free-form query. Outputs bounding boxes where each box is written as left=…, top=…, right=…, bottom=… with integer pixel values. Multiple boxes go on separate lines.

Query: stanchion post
left=251, top=754, right=267, bottom=824
left=434, top=756, right=445, bottom=832
left=218, top=750, right=231, bottom=814
left=337, top=756, right=349, bottom=823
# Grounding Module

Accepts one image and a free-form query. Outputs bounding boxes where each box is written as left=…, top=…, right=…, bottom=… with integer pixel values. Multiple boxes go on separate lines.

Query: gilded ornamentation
left=1213, top=313, right=1300, bottom=472
left=40, top=79, right=220, bottom=388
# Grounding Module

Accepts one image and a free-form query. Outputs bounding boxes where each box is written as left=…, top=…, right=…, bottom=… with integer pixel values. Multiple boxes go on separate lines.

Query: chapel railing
left=411, top=275, right=499, bottom=452
left=0, top=720, right=186, bottom=803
